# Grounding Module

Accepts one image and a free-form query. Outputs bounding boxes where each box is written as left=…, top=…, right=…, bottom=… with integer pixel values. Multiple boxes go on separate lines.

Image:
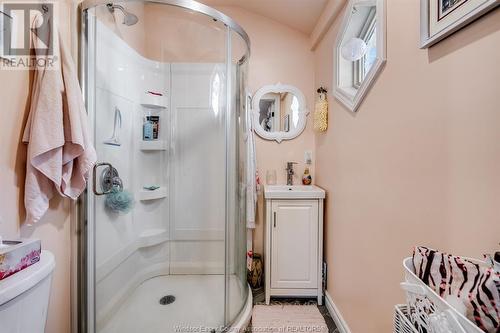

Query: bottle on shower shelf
left=143, top=111, right=160, bottom=141
left=143, top=113, right=153, bottom=140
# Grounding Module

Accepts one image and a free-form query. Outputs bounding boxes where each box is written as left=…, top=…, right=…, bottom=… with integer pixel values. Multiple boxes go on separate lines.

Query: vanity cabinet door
left=270, top=200, right=318, bottom=289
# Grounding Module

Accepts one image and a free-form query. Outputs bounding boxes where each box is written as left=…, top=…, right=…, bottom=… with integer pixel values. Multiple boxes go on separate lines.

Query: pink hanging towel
left=22, top=16, right=96, bottom=224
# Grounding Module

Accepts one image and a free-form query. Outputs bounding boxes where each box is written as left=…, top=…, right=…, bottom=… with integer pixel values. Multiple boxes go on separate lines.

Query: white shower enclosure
left=78, top=1, right=251, bottom=332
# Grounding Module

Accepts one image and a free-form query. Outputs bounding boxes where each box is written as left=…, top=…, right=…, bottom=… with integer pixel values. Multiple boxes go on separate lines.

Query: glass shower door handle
left=92, top=162, right=113, bottom=195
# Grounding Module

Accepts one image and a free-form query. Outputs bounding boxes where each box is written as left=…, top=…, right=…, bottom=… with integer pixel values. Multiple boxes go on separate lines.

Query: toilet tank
left=0, top=251, right=55, bottom=333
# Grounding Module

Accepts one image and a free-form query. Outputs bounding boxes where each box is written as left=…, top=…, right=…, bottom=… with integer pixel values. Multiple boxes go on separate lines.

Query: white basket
left=394, top=304, right=419, bottom=333
left=401, top=257, right=484, bottom=333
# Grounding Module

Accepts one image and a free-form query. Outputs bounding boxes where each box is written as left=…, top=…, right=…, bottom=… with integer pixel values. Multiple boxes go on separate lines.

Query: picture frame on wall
left=420, top=0, right=499, bottom=48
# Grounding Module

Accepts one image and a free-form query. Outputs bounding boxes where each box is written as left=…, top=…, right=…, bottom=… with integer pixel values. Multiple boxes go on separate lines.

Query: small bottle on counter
left=302, top=167, right=312, bottom=185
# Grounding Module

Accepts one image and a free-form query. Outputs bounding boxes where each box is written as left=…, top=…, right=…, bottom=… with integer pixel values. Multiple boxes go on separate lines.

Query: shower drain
left=159, top=295, right=176, bottom=305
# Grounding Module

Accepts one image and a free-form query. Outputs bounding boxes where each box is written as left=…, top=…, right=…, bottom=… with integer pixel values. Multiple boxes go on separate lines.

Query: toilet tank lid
left=0, top=250, right=55, bottom=305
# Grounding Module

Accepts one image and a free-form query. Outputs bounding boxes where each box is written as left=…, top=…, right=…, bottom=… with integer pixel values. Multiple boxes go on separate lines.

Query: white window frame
left=353, top=7, right=377, bottom=89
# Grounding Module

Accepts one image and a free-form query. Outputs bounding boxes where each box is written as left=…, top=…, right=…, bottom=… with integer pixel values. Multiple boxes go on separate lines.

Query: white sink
left=264, top=185, right=326, bottom=199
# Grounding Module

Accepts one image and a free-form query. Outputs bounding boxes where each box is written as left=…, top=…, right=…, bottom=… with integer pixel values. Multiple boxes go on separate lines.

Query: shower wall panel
left=93, top=20, right=170, bottom=328
left=169, top=63, right=226, bottom=274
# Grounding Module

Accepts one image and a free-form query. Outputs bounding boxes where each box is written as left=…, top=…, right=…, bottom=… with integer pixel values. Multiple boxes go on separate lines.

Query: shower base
left=99, top=275, right=251, bottom=333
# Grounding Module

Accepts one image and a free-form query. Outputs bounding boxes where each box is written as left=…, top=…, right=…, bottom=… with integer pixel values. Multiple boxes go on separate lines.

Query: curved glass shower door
left=81, top=1, right=250, bottom=332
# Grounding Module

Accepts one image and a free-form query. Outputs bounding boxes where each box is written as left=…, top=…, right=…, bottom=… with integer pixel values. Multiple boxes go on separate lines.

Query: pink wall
left=0, top=2, right=73, bottom=332
left=214, top=6, right=316, bottom=254
left=314, top=1, right=500, bottom=332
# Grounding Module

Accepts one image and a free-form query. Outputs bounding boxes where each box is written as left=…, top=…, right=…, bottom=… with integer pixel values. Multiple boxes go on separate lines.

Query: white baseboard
left=324, top=291, right=352, bottom=333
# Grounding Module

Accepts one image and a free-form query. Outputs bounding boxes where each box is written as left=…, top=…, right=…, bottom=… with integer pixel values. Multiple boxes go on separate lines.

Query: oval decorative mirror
left=333, top=0, right=386, bottom=112
left=252, top=84, right=308, bottom=143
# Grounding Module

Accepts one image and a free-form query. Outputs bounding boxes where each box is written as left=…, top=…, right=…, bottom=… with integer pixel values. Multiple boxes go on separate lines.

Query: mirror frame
left=333, top=0, right=386, bottom=113
left=252, top=83, right=308, bottom=143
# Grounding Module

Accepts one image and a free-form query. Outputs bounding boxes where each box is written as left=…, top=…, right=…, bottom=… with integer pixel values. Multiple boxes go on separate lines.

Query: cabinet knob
left=273, top=212, right=276, bottom=227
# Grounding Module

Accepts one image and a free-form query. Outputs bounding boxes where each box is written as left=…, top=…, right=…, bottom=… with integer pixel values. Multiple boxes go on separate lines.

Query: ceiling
left=200, top=0, right=330, bottom=35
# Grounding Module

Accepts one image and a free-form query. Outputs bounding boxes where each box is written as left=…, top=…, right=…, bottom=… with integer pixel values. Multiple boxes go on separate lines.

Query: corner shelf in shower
left=140, top=140, right=167, bottom=151
left=137, top=228, right=168, bottom=248
left=140, top=94, right=167, bottom=109
left=140, top=103, right=167, bottom=110
left=138, top=186, right=167, bottom=201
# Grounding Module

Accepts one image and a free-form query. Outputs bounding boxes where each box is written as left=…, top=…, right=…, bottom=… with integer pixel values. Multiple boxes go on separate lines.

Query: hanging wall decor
left=314, top=87, right=328, bottom=132
left=420, top=0, right=499, bottom=48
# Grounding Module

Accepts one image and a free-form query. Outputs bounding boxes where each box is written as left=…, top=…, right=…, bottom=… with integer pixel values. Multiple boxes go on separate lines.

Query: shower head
left=107, top=3, right=139, bottom=26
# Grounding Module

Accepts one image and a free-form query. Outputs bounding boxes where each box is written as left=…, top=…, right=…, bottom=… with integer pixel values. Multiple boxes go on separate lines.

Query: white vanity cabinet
left=264, top=185, right=325, bottom=305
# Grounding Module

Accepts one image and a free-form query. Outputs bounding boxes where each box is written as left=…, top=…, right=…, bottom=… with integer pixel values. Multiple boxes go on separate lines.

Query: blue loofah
left=105, top=187, right=135, bottom=213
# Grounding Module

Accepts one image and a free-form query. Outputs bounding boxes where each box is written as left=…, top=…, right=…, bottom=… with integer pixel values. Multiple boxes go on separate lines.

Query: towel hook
left=317, top=87, right=328, bottom=94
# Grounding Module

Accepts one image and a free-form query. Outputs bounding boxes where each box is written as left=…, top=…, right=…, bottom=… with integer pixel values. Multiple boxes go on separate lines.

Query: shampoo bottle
left=143, top=112, right=153, bottom=140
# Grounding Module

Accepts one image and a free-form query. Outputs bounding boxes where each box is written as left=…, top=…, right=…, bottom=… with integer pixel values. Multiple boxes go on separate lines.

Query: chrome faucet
left=286, top=162, right=298, bottom=186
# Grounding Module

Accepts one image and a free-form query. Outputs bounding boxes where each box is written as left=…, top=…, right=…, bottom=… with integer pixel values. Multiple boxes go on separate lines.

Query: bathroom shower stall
left=78, top=1, right=251, bottom=332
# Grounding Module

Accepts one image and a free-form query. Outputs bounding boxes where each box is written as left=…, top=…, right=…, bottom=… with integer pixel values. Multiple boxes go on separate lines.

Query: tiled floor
left=252, top=288, right=339, bottom=333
